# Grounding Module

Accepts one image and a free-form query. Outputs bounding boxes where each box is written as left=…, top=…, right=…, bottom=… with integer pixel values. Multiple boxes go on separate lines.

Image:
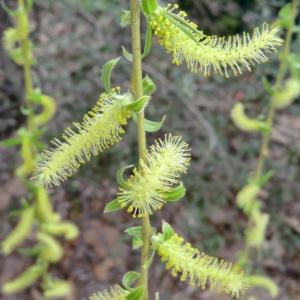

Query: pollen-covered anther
left=34, top=88, right=132, bottom=187
left=153, top=233, right=248, bottom=298
left=117, top=134, right=191, bottom=217
left=149, top=5, right=283, bottom=77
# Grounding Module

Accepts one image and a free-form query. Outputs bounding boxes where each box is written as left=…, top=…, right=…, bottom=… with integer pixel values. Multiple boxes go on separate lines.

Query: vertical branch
left=15, top=0, right=37, bottom=176
left=130, top=1, right=152, bottom=299
left=18, top=0, right=34, bottom=133
left=254, top=0, right=298, bottom=179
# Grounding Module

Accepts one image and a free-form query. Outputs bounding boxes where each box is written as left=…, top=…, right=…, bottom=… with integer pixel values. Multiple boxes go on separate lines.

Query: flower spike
left=117, top=134, right=190, bottom=218
left=149, top=4, right=283, bottom=77
left=34, top=88, right=132, bottom=187
left=152, top=231, right=248, bottom=298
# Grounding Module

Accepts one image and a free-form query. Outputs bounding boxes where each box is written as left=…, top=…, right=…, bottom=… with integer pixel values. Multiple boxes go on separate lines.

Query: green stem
left=254, top=0, right=297, bottom=179
left=130, top=1, right=152, bottom=299
left=18, top=0, right=34, bottom=134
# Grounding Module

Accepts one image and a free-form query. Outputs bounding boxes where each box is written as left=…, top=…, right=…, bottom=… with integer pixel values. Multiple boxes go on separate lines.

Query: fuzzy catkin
left=149, top=4, right=282, bottom=77
left=153, top=233, right=248, bottom=298
left=34, top=88, right=132, bottom=187
left=117, top=134, right=190, bottom=217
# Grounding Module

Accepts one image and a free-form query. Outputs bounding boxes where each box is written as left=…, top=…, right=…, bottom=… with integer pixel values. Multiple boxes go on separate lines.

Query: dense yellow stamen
left=117, top=134, right=190, bottom=217
left=153, top=232, right=248, bottom=297
left=150, top=5, right=282, bottom=77
left=34, top=88, right=132, bottom=187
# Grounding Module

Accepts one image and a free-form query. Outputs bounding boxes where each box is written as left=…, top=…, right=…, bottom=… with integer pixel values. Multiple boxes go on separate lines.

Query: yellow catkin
left=34, top=88, right=132, bottom=187
left=35, top=186, right=61, bottom=223
left=117, top=134, right=190, bottom=217
left=41, top=221, right=79, bottom=240
left=43, top=280, right=72, bottom=299
left=273, top=78, right=300, bottom=109
left=33, top=95, right=57, bottom=127
left=246, top=275, right=279, bottom=297
left=1, top=207, right=35, bottom=255
left=153, top=232, right=248, bottom=298
left=236, top=183, right=260, bottom=215
left=231, top=103, right=270, bottom=132
left=2, top=265, right=44, bottom=295
left=36, top=232, right=63, bottom=263
left=246, top=210, right=269, bottom=248
left=89, top=285, right=127, bottom=300
left=149, top=4, right=282, bottom=77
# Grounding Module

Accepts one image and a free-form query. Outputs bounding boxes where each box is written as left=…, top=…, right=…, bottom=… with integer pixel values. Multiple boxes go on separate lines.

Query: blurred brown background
left=0, top=0, right=299, bottom=299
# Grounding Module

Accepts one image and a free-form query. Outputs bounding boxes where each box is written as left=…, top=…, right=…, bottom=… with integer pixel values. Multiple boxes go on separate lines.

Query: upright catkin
left=117, top=134, right=190, bottom=217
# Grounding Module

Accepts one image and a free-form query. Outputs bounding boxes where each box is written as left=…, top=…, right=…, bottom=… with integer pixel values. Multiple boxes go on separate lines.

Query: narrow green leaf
left=122, top=271, right=140, bottom=290
left=125, top=226, right=142, bottom=238
left=162, top=183, right=186, bottom=202
left=141, top=0, right=158, bottom=16
left=122, top=46, right=133, bottom=62
left=142, top=75, right=156, bottom=96
left=145, top=116, right=166, bottom=132
left=125, top=226, right=143, bottom=249
left=162, top=221, right=174, bottom=240
left=28, top=88, right=43, bottom=103
left=104, top=198, right=123, bottom=213
left=101, top=57, right=121, bottom=92
left=164, top=11, right=200, bottom=43
left=126, top=286, right=144, bottom=300
left=117, top=164, right=134, bottom=188
left=278, top=4, right=293, bottom=29
left=126, top=96, right=150, bottom=113
left=132, top=113, right=165, bottom=133
left=144, top=249, right=155, bottom=269
left=142, top=22, right=152, bottom=59
left=0, top=137, right=21, bottom=148
left=255, top=171, right=273, bottom=187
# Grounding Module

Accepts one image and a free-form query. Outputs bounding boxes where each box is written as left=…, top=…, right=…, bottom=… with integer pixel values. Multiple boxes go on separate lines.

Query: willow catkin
left=149, top=4, right=282, bottom=77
